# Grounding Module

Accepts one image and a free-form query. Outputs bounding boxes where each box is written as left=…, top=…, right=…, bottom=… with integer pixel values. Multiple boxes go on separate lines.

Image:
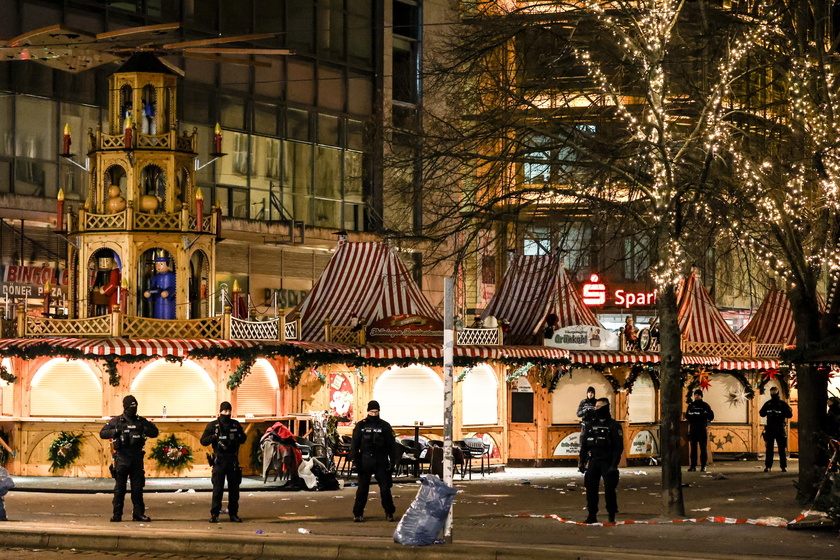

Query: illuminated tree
left=394, top=0, right=775, bottom=515
left=710, top=0, right=840, bottom=502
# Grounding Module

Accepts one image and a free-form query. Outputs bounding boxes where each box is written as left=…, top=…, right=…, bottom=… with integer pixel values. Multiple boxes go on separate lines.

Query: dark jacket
left=577, top=398, right=597, bottom=420
left=760, top=395, right=793, bottom=434
left=100, top=413, right=159, bottom=454
left=685, top=400, right=715, bottom=426
left=580, top=416, right=624, bottom=470
left=350, top=414, right=398, bottom=466
left=201, top=416, right=247, bottom=457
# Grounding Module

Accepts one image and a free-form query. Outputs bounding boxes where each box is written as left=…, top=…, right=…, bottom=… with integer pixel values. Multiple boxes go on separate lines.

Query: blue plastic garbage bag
left=393, top=474, right=457, bottom=546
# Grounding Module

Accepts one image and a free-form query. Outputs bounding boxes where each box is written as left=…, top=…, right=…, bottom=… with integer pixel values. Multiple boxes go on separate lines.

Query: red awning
left=293, top=242, right=441, bottom=342
left=739, top=289, right=795, bottom=345
left=717, top=359, right=779, bottom=371
left=0, top=338, right=268, bottom=357
left=677, top=269, right=740, bottom=343
left=483, top=253, right=601, bottom=345
left=568, top=351, right=660, bottom=364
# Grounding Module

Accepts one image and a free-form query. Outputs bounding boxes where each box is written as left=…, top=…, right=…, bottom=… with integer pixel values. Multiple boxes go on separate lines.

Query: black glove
left=578, top=463, right=586, bottom=474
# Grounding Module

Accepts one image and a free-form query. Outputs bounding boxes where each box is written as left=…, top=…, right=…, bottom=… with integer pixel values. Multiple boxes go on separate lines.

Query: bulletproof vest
left=215, top=420, right=241, bottom=453
left=119, top=417, right=145, bottom=450
left=686, top=403, right=707, bottom=423
left=584, top=423, right=613, bottom=452
left=765, top=400, right=788, bottom=425
left=360, top=422, right=387, bottom=452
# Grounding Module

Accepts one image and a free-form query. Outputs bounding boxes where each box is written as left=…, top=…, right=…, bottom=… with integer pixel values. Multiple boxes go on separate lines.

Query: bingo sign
left=553, top=432, right=582, bottom=457
left=1, top=264, right=68, bottom=300
left=582, top=274, right=656, bottom=308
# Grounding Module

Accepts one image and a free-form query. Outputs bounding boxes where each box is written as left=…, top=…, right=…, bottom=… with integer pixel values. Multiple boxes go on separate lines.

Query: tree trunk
left=789, top=287, right=826, bottom=503
left=658, top=283, right=686, bottom=517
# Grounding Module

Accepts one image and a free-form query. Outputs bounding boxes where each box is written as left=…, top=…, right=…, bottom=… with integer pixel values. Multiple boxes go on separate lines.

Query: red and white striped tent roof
left=677, top=269, right=740, bottom=343
left=738, top=289, right=795, bottom=345
left=293, top=241, right=441, bottom=342
left=483, top=253, right=602, bottom=345
left=0, top=338, right=354, bottom=358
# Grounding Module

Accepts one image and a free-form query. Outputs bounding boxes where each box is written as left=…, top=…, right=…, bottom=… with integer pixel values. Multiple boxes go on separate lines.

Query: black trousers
left=112, top=452, right=146, bottom=518
left=584, top=458, right=619, bottom=515
left=764, top=431, right=787, bottom=469
left=211, top=455, right=242, bottom=517
left=352, top=453, right=395, bottom=517
left=688, top=427, right=708, bottom=468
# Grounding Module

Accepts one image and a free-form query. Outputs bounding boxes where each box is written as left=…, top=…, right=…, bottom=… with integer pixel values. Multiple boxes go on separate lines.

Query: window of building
left=288, top=0, right=315, bottom=53
left=286, top=108, right=310, bottom=141
left=392, top=38, right=419, bottom=104
left=348, top=3, right=373, bottom=65
left=524, top=227, right=551, bottom=256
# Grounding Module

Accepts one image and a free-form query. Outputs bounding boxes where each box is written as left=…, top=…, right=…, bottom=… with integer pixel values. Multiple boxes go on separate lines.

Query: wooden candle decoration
left=62, top=123, right=71, bottom=155
left=195, top=188, right=204, bottom=232
left=56, top=188, right=65, bottom=232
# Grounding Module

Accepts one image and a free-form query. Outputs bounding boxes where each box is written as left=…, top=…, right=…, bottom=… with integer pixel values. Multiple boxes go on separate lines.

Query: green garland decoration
left=506, top=362, right=534, bottom=383
left=624, top=365, right=660, bottom=394
left=103, top=357, right=121, bottom=387
left=226, top=357, right=255, bottom=390
left=456, top=367, right=472, bottom=383
left=0, top=427, right=10, bottom=465
left=47, top=431, right=84, bottom=472
left=354, top=365, right=366, bottom=384
left=0, top=363, right=16, bottom=384
left=150, top=434, right=194, bottom=473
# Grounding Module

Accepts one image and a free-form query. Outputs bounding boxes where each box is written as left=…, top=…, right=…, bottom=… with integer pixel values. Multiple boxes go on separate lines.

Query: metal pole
left=443, top=276, right=455, bottom=542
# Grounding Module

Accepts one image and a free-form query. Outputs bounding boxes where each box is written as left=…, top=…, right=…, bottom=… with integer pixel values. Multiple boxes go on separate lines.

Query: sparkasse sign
left=582, top=274, right=656, bottom=308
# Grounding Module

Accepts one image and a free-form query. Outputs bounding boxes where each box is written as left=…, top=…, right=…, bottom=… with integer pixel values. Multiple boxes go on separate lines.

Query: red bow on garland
left=762, top=368, right=780, bottom=382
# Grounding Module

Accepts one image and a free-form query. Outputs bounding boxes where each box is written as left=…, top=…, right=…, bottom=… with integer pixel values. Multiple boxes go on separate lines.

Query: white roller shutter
left=374, top=366, right=443, bottom=427
left=462, top=364, right=499, bottom=425
left=30, top=359, right=102, bottom=417
left=131, top=360, right=215, bottom=418
left=236, top=359, right=279, bottom=417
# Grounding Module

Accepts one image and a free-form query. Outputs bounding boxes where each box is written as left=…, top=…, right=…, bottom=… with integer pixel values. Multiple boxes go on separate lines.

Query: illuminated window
left=373, top=365, right=443, bottom=426
left=550, top=369, right=614, bottom=424
left=130, top=359, right=215, bottom=418
left=627, top=373, right=656, bottom=423
left=462, top=364, right=499, bottom=425
left=30, top=359, right=102, bottom=417
left=236, top=359, right=280, bottom=417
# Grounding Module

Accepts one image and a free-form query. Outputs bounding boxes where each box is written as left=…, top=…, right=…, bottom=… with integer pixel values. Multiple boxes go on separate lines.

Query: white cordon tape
left=507, top=514, right=791, bottom=527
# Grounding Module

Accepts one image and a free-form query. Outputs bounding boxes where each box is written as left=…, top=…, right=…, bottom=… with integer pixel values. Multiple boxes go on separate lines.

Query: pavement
left=0, top=459, right=838, bottom=559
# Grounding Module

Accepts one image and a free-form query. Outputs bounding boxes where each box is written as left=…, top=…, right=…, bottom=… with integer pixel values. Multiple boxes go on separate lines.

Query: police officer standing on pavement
left=350, top=400, right=399, bottom=523
left=99, top=395, right=159, bottom=522
left=685, top=389, right=715, bottom=472
left=760, top=386, right=793, bottom=472
left=201, top=401, right=247, bottom=523
left=579, top=398, right=623, bottom=524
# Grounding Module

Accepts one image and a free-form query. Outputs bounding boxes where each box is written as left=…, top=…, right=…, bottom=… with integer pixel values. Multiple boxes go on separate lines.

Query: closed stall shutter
left=551, top=369, right=614, bottom=424
left=31, top=359, right=102, bottom=417
left=462, top=364, right=498, bottom=425
left=1, top=358, right=13, bottom=416
left=216, top=243, right=246, bottom=274
left=283, top=250, right=313, bottom=278
left=373, top=366, right=443, bottom=427
left=131, top=360, right=215, bottom=418
left=705, top=374, right=749, bottom=424
left=236, top=359, right=279, bottom=417
left=251, top=248, right=282, bottom=278
left=628, top=373, right=656, bottom=423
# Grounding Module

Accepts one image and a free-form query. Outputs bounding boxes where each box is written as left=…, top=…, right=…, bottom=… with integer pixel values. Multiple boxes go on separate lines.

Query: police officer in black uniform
left=99, top=395, right=159, bottom=522
left=579, top=398, right=623, bottom=524
left=760, top=386, right=793, bottom=472
left=685, top=389, right=715, bottom=472
left=201, top=401, right=248, bottom=523
left=350, top=400, right=399, bottom=522
left=577, top=387, right=597, bottom=427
